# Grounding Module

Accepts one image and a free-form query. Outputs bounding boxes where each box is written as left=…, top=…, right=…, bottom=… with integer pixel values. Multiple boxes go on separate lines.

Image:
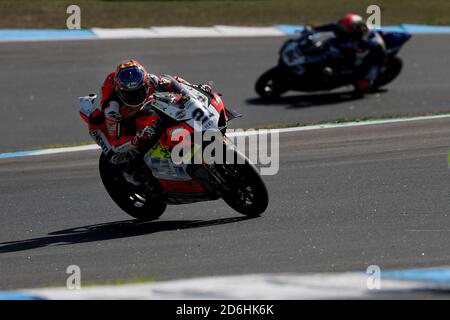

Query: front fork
left=186, top=135, right=235, bottom=197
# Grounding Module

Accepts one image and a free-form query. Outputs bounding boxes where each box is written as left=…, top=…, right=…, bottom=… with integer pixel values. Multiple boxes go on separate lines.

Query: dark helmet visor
left=116, top=66, right=149, bottom=106
left=117, top=66, right=144, bottom=89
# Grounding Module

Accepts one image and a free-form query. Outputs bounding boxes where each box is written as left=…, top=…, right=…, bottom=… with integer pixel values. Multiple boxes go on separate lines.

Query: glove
left=303, top=25, right=314, bottom=33
left=198, top=83, right=212, bottom=93
left=301, top=25, right=314, bottom=36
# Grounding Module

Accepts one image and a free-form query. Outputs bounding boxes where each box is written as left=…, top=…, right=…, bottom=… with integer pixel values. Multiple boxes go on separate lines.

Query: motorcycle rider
left=87, top=59, right=212, bottom=186
left=305, top=13, right=387, bottom=93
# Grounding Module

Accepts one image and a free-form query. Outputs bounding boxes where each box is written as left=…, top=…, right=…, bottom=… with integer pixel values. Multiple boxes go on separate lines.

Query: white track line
left=232, top=113, right=450, bottom=136
left=92, top=26, right=285, bottom=39
left=1, top=114, right=449, bottom=159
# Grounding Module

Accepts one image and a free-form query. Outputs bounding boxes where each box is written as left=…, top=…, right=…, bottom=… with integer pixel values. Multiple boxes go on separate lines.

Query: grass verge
left=40, top=276, right=156, bottom=289
left=2, top=0, right=450, bottom=28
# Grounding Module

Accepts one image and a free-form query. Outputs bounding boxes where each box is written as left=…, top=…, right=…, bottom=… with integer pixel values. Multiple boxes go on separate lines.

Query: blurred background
left=3, top=0, right=450, bottom=28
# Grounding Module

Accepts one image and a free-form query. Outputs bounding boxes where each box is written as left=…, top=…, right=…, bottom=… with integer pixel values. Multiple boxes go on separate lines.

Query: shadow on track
left=0, top=216, right=256, bottom=254
left=246, top=89, right=386, bottom=109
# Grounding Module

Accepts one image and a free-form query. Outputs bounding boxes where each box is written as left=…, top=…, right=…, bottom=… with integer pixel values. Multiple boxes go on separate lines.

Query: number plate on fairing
left=150, top=85, right=220, bottom=131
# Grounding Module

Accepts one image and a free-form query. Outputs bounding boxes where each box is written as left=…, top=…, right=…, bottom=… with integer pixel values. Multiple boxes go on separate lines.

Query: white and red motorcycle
left=80, top=78, right=269, bottom=221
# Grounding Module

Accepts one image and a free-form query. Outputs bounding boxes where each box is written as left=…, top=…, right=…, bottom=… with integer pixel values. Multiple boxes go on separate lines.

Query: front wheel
left=215, top=150, right=269, bottom=216
left=372, top=56, right=403, bottom=89
left=255, top=66, right=288, bottom=99
left=99, top=153, right=167, bottom=221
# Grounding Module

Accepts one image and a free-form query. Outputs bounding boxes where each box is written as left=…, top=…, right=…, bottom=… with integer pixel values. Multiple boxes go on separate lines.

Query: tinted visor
left=116, top=66, right=148, bottom=106
left=117, top=66, right=144, bottom=89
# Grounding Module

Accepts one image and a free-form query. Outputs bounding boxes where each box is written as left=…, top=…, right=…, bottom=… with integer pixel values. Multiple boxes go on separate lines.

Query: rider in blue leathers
left=306, top=13, right=387, bottom=93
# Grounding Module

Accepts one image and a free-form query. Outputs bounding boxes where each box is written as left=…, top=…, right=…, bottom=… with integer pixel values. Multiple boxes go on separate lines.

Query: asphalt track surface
left=2, top=34, right=450, bottom=152
left=0, top=117, right=449, bottom=290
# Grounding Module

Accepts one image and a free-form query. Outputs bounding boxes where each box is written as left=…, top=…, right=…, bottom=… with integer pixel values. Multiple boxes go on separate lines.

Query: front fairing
left=147, top=78, right=221, bottom=132
left=378, top=31, right=411, bottom=54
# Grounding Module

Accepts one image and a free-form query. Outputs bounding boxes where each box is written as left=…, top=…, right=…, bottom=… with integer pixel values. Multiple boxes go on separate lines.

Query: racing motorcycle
left=255, top=28, right=411, bottom=98
left=80, top=78, right=269, bottom=221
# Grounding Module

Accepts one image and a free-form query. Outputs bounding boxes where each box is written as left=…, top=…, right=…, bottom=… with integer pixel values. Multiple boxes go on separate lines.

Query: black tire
left=372, top=57, right=403, bottom=89
left=255, top=67, right=288, bottom=98
left=99, top=153, right=167, bottom=221
left=218, top=150, right=269, bottom=216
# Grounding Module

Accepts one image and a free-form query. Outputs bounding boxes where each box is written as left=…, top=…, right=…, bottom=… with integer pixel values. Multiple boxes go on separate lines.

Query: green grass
left=81, top=276, right=156, bottom=287
left=41, top=276, right=156, bottom=289
left=2, top=0, right=450, bottom=28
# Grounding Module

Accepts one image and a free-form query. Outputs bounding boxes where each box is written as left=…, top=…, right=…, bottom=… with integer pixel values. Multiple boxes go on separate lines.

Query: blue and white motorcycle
left=255, top=28, right=411, bottom=98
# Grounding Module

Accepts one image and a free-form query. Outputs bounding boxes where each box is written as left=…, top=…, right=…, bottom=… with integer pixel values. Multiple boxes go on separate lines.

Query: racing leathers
left=309, top=23, right=387, bottom=91
left=88, top=73, right=211, bottom=185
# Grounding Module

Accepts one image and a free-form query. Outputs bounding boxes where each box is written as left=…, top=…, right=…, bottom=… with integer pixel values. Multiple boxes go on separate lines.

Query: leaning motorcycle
left=80, top=78, right=269, bottom=221
left=255, top=28, right=411, bottom=98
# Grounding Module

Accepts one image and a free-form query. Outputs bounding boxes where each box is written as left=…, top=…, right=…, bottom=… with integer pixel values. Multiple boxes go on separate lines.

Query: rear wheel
left=99, top=153, right=167, bottom=221
left=255, top=67, right=288, bottom=98
left=216, top=149, right=269, bottom=216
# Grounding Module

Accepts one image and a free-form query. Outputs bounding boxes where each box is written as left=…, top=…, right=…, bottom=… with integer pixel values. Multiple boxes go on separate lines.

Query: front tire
left=217, top=150, right=269, bottom=216
left=372, top=56, right=403, bottom=89
left=99, top=153, right=167, bottom=221
left=255, top=67, right=288, bottom=98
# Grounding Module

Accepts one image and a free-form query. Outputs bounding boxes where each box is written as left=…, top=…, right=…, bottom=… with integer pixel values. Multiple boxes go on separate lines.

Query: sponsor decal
left=110, top=152, right=129, bottom=164
left=106, top=111, right=123, bottom=122
left=90, top=130, right=111, bottom=156
left=197, top=95, right=207, bottom=104
left=175, top=110, right=187, bottom=119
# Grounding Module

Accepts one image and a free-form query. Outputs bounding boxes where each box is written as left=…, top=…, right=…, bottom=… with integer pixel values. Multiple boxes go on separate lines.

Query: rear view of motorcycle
left=80, top=78, right=269, bottom=221
left=255, top=27, right=411, bottom=98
